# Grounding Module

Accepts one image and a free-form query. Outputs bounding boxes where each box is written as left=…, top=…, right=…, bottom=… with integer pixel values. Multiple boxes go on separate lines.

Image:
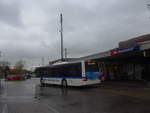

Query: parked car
left=6, top=75, right=22, bottom=81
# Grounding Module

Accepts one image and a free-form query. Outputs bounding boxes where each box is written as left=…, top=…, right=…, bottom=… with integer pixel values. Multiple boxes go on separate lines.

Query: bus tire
left=40, top=79, right=45, bottom=86
left=62, top=79, right=67, bottom=88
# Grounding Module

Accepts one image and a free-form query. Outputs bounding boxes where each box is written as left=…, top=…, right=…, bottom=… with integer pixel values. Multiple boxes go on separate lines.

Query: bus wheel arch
left=62, top=79, right=67, bottom=88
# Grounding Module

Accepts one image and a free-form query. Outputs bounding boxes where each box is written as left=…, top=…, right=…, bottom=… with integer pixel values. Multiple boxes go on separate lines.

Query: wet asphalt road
left=0, top=78, right=150, bottom=113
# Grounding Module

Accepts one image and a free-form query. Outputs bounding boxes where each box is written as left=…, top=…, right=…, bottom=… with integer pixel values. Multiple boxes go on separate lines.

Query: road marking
left=1, top=81, right=7, bottom=98
left=2, top=104, right=8, bottom=113
left=44, top=103, right=60, bottom=113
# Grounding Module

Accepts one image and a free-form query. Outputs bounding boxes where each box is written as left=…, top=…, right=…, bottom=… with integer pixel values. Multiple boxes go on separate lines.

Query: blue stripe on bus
left=37, top=75, right=82, bottom=79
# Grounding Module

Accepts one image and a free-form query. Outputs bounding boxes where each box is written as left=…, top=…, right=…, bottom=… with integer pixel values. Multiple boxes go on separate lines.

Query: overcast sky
left=0, top=0, right=150, bottom=69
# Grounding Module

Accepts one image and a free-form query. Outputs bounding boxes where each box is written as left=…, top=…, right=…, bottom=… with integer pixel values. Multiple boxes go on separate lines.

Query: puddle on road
left=35, top=85, right=69, bottom=99
left=1, top=80, right=150, bottom=113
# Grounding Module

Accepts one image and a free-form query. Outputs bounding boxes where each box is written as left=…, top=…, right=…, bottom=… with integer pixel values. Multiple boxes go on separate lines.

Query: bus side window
left=49, top=67, right=54, bottom=76
left=62, top=65, right=69, bottom=77
left=68, top=64, right=81, bottom=77
left=53, top=68, right=57, bottom=76
left=47, top=67, right=52, bottom=76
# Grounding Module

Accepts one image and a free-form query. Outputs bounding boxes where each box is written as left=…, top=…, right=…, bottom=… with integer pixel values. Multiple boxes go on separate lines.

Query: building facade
left=49, top=34, right=150, bottom=81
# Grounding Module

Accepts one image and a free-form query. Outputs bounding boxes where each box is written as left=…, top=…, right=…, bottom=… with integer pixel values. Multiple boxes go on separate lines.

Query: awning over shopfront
left=91, top=45, right=143, bottom=62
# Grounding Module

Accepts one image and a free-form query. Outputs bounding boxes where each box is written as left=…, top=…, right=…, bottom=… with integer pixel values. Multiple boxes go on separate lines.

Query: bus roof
left=35, top=60, right=96, bottom=70
left=35, top=60, right=83, bottom=69
left=51, top=60, right=82, bottom=66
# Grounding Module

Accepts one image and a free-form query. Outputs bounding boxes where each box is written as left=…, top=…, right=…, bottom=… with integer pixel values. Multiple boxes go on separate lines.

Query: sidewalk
left=99, top=81, right=150, bottom=100
left=100, top=81, right=150, bottom=88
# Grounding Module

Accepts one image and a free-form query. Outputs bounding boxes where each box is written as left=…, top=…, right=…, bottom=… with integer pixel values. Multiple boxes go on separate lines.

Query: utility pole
left=60, top=13, right=64, bottom=61
left=0, top=51, right=1, bottom=58
left=42, top=57, right=44, bottom=66
left=65, top=48, right=67, bottom=59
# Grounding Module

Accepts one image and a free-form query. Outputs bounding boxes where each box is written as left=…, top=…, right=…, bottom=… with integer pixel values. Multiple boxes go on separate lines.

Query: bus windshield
left=85, top=62, right=99, bottom=72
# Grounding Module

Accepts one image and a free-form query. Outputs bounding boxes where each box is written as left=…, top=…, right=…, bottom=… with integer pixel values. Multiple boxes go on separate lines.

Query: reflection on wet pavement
left=0, top=78, right=150, bottom=113
left=35, top=83, right=150, bottom=113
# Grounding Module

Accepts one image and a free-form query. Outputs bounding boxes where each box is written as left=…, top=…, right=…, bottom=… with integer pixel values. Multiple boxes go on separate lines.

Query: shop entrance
left=95, top=51, right=150, bottom=81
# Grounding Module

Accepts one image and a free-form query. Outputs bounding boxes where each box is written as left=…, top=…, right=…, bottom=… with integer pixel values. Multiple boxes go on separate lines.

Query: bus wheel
left=40, top=79, right=45, bottom=86
left=62, top=79, right=67, bottom=88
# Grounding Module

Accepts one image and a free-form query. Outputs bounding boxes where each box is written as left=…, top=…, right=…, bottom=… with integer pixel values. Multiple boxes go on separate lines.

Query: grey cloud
left=0, top=0, right=22, bottom=26
left=56, top=0, right=150, bottom=57
left=0, top=0, right=149, bottom=68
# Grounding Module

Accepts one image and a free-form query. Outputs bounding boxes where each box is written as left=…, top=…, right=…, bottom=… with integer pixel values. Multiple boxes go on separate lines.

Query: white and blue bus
left=35, top=61, right=101, bottom=87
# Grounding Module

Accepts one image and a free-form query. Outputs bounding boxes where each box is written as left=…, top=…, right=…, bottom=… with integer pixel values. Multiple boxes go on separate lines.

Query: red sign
left=144, top=50, right=150, bottom=57
left=110, top=50, right=118, bottom=56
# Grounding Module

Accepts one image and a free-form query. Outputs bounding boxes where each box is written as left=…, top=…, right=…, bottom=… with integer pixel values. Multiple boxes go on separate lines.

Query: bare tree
left=14, top=60, right=25, bottom=71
